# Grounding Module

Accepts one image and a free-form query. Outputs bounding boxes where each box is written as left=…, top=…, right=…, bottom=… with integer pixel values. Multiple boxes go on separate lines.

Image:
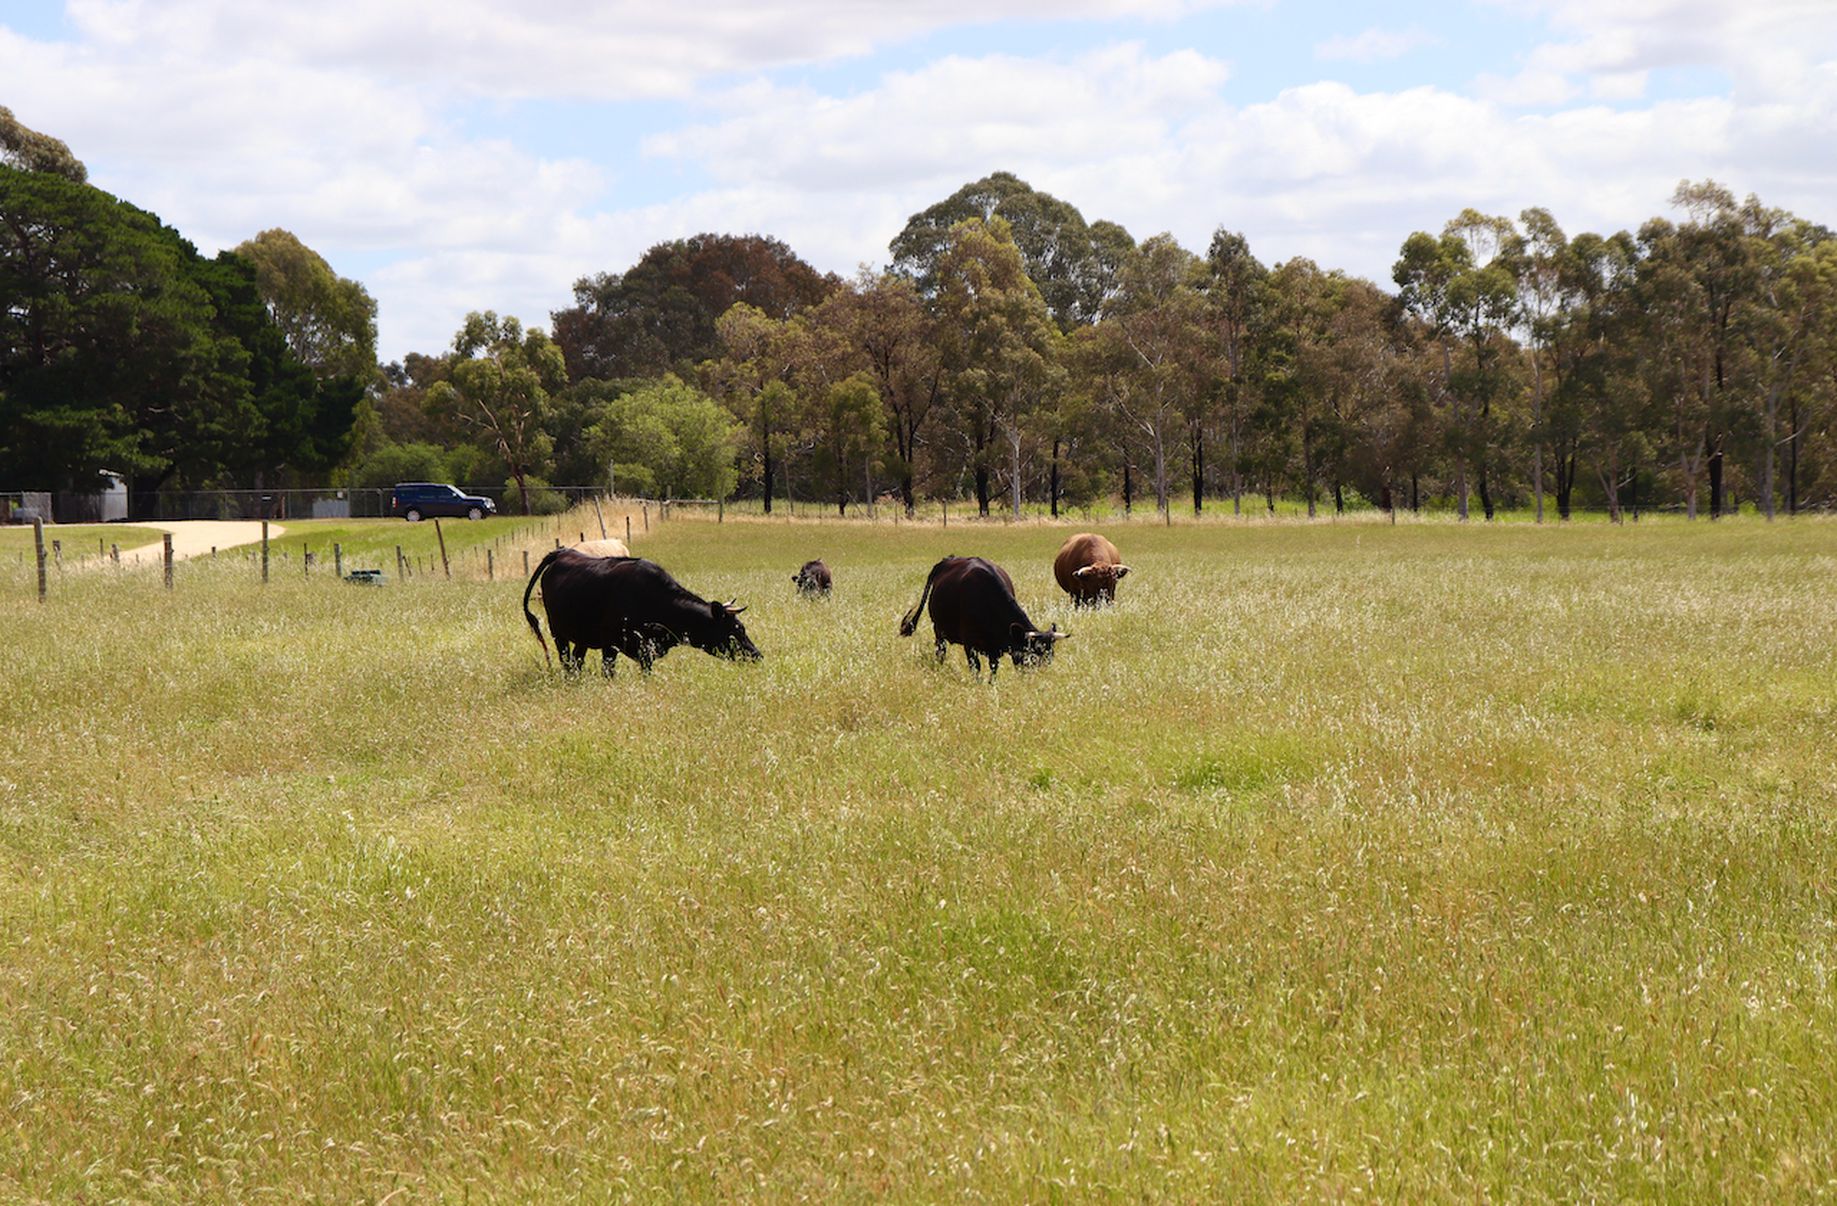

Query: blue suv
left=390, top=482, right=496, bottom=521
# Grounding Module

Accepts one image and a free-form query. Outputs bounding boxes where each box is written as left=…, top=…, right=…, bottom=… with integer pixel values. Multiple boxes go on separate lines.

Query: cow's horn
left=1073, top=565, right=1095, bottom=577
left=1114, top=564, right=1131, bottom=578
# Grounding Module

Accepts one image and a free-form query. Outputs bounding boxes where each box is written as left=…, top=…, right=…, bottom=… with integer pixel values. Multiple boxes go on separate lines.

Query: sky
left=4, top=0, right=1835, bottom=361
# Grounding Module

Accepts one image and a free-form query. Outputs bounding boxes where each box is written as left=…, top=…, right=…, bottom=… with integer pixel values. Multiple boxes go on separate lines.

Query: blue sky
left=3, top=0, right=1832, bottom=358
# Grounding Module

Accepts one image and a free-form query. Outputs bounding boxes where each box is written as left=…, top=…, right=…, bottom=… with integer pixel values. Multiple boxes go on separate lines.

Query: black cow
left=792, top=559, right=833, bottom=596
left=897, top=555, right=1067, bottom=680
left=522, top=548, right=761, bottom=677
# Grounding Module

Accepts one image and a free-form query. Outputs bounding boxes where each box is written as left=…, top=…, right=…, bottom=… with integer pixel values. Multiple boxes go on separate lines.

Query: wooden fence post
left=593, top=497, right=608, bottom=539
left=111, top=543, right=119, bottom=564
left=434, top=518, right=450, bottom=579
left=163, top=533, right=174, bottom=589
left=523, top=549, right=530, bottom=577
left=625, top=515, right=632, bottom=543
left=396, top=545, right=406, bottom=579
left=333, top=543, right=343, bottom=578
left=642, top=501, right=649, bottom=532
left=718, top=497, right=724, bottom=523
left=51, top=539, right=61, bottom=569
left=33, top=517, right=46, bottom=603
left=487, top=548, right=494, bottom=581
left=261, top=521, right=270, bottom=583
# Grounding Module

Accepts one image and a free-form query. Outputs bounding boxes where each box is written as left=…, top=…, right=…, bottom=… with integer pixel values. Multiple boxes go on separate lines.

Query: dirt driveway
left=113, top=520, right=285, bottom=566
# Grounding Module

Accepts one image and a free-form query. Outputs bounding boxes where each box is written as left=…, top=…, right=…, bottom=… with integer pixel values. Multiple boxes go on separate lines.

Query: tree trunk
left=1707, top=432, right=1724, bottom=519
left=1456, top=456, right=1469, bottom=521
left=1788, top=395, right=1801, bottom=515
left=1008, top=425, right=1023, bottom=520
left=1410, top=471, right=1420, bottom=512
left=512, top=466, right=532, bottom=516
left=1122, top=456, right=1133, bottom=516
left=1049, top=437, right=1062, bottom=519
left=761, top=401, right=774, bottom=515
left=1190, top=419, right=1204, bottom=515
left=1152, top=425, right=1168, bottom=517
left=1477, top=459, right=1494, bottom=522
left=1303, top=429, right=1316, bottom=519
left=1333, top=479, right=1345, bottom=514
left=1531, top=353, right=1546, bottom=523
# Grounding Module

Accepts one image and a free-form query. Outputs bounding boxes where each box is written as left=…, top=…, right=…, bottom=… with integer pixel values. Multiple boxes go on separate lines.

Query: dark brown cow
left=1052, top=532, right=1130, bottom=607
left=897, top=556, right=1067, bottom=680
left=523, top=548, right=760, bottom=677
left=792, top=559, right=832, bottom=596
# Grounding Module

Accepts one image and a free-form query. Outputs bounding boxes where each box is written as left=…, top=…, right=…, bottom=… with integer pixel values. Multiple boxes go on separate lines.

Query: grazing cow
left=792, top=559, right=832, bottom=596
left=1053, top=532, right=1131, bottom=607
left=523, top=548, right=761, bottom=677
left=573, top=537, right=632, bottom=558
left=897, top=555, right=1067, bottom=680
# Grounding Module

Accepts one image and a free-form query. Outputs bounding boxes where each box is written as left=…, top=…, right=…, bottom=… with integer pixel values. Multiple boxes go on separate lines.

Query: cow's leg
left=933, top=627, right=949, bottom=664
left=965, top=648, right=981, bottom=677
left=601, top=648, right=617, bottom=678
left=559, top=642, right=584, bottom=679
left=987, top=655, right=1000, bottom=682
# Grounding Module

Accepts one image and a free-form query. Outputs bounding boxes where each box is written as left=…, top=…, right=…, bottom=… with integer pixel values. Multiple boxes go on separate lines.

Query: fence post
left=33, top=517, right=46, bottom=603
left=98, top=536, right=105, bottom=558
left=111, top=543, right=120, bottom=564
left=523, top=549, right=530, bottom=577
left=626, top=515, right=632, bottom=544
left=593, top=497, right=608, bottom=539
left=942, top=499, right=947, bottom=529
left=334, top=543, right=343, bottom=578
left=303, top=543, right=311, bottom=575
left=51, top=539, right=61, bottom=570
left=163, top=533, right=174, bottom=589
left=718, top=497, right=724, bottom=523
left=434, top=518, right=450, bottom=579
left=396, top=545, right=406, bottom=579
left=642, top=501, right=649, bottom=532
left=261, top=520, right=270, bottom=583
left=487, top=548, right=494, bottom=581
left=580, top=531, right=586, bottom=545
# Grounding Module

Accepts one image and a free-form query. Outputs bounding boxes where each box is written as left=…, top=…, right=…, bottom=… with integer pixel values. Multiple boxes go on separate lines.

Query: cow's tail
left=898, top=557, right=952, bottom=637
left=523, top=548, right=566, bottom=669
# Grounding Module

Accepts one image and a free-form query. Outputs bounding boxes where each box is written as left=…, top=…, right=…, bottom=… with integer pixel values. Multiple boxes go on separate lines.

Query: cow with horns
left=522, top=548, right=760, bottom=677
left=1052, top=532, right=1131, bottom=607
left=898, top=555, right=1067, bottom=680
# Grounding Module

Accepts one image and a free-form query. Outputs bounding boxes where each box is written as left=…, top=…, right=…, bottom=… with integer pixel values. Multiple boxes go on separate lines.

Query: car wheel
left=405, top=508, right=422, bottom=522
left=467, top=506, right=484, bottom=521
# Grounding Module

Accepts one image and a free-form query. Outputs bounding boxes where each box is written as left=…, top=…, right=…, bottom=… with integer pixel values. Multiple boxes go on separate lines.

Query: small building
left=55, top=472, right=129, bottom=523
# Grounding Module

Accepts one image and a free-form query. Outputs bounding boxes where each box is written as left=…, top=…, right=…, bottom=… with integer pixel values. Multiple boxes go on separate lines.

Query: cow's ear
left=1114, top=564, right=1130, bottom=579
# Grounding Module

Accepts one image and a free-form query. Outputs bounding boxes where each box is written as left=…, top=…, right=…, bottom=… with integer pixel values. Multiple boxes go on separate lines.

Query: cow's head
left=1010, top=622, right=1070, bottom=667
left=1072, top=562, right=1131, bottom=595
left=696, top=598, right=763, bottom=661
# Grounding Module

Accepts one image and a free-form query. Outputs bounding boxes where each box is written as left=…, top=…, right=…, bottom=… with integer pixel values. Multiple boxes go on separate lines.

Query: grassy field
left=3, top=514, right=1835, bottom=1199
left=0, top=523, right=166, bottom=562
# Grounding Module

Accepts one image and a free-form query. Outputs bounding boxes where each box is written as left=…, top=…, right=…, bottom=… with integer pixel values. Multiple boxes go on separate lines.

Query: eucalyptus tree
left=1394, top=210, right=1523, bottom=519
left=929, top=217, right=1059, bottom=516
left=808, top=272, right=942, bottom=515
left=1100, top=234, right=1210, bottom=516
left=426, top=313, right=566, bottom=515
left=234, top=229, right=378, bottom=381
left=1202, top=229, right=1268, bottom=513
left=0, top=106, right=85, bottom=182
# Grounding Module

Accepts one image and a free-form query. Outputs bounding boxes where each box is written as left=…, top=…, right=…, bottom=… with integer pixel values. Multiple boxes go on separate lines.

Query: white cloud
left=57, top=0, right=1254, bottom=100
left=1314, top=27, right=1437, bottom=63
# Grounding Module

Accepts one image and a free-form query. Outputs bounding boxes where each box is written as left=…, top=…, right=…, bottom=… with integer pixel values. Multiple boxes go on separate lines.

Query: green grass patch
left=2, top=514, right=1835, bottom=1198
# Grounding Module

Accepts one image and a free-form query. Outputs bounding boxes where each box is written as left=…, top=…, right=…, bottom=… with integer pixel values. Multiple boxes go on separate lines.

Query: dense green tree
left=552, top=234, right=836, bottom=382
left=1202, top=229, right=1269, bottom=513
left=582, top=375, right=740, bottom=500
left=0, top=166, right=340, bottom=507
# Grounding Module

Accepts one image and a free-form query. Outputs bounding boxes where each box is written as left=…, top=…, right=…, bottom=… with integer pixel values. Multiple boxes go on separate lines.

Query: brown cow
left=1053, top=532, right=1130, bottom=607
left=792, top=559, right=832, bottom=596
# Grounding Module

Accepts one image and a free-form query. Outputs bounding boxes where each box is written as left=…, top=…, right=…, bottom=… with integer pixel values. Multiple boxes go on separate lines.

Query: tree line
left=6, top=107, right=1834, bottom=520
